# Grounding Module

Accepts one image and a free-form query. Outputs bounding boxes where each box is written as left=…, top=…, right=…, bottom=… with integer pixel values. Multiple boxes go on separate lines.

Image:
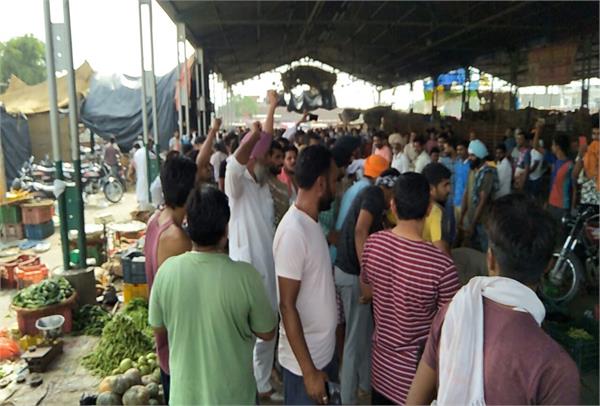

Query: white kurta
left=224, top=156, right=276, bottom=309
left=133, top=147, right=149, bottom=205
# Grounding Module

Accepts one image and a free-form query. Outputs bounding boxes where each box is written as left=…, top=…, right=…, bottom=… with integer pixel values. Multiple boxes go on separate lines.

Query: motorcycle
left=14, top=157, right=124, bottom=203
left=540, top=206, right=599, bottom=304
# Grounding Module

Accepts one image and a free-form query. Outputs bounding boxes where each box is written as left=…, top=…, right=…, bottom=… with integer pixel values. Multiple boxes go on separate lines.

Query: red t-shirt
left=422, top=298, right=580, bottom=405
left=361, top=231, right=460, bottom=404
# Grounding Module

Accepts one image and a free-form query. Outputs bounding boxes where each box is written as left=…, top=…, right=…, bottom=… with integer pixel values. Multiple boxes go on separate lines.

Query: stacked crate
left=0, top=203, right=24, bottom=243
left=21, top=200, right=54, bottom=240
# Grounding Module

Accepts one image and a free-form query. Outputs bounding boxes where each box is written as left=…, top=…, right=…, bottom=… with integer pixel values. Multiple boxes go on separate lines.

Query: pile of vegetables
left=123, top=298, right=153, bottom=339
left=82, top=312, right=154, bottom=376
left=96, top=361, right=164, bottom=405
left=12, top=277, right=74, bottom=309
left=567, top=327, right=594, bottom=341
left=73, top=305, right=111, bottom=336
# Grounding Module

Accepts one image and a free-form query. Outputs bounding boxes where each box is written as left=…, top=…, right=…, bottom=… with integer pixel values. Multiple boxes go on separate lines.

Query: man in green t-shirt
left=149, top=186, right=277, bottom=405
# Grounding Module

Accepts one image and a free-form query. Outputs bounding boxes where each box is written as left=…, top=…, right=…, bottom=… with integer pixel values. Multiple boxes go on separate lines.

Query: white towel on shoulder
left=437, top=276, right=545, bottom=406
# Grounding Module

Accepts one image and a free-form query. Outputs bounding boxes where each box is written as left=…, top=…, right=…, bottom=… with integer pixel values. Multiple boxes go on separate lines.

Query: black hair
left=188, top=149, right=199, bottom=162
left=413, top=135, right=426, bottom=146
left=160, top=155, right=197, bottom=208
left=437, top=133, right=449, bottom=141
left=422, top=163, right=451, bottom=187
left=270, top=140, right=284, bottom=154
left=379, top=168, right=400, bottom=179
left=295, top=145, right=333, bottom=189
left=185, top=186, right=230, bottom=246
left=553, top=134, right=570, bottom=155
left=496, top=144, right=507, bottom=153
left=309, top=132, right=321, bottom=141
left=430, top=147, right=441, bottom=155
left=373, top=131, right=386, bottom=140
left=445, top=138, right=457, bottom=149
left=215, top=141, right=228, bottom=154
left=525, top=132, right=534, bottom=141
left=110, top=136, right=116, bottom=144
left=279, top=137, right=291, bottom=148
left=456, top=139, right=468, bottom=149
left=182, top=143, right=193, bottom=156
left=486, top=194, right=556, bottom=285
left=284, top=145, right=298, bottom=156
left=393, top=172, right=430, bottom=220
left=194, top=135, right=206, bottom=145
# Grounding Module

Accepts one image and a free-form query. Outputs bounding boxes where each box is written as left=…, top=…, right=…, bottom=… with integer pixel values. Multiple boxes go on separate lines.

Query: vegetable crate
left=24, top=220, right=54, bottom=240
left=13, top=293, right=77, bottom=336
left=123, top=283, right=148, bottom=304
left=0, top=255, right=39, bottom=290
left=16, top=265, right=49, bottom=290
left=0, top=223, right=24, bottom=244
left=21, top=200, right=54, bottom=225
left=0, top=204, right=21, bottom=225
left=544, top=319, right=599, bottom=372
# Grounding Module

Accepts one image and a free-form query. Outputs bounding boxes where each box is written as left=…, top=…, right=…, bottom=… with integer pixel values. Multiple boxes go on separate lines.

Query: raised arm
left=264, top=89, right=278, bottom=136
left=196, top=118, right=222, bottom=173
left=233, top=124, right=262, bottom=166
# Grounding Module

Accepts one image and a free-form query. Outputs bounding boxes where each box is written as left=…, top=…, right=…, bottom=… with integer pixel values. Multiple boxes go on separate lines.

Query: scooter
left=540, top=206, right=599, bottom=304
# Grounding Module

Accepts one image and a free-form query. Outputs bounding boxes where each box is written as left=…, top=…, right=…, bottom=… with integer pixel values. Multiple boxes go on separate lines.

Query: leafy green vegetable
left=82, top=312, right=154, bottom=376
left=12, top=277, right=74, bottom=309
left=122, top=298, right=152, bottom=339
left=73, top=305, right=111, bottom=336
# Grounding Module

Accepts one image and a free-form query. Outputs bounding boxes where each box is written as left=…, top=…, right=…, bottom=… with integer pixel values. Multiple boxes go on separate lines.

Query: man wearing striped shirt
left=360, top=173, right=460, bottom=405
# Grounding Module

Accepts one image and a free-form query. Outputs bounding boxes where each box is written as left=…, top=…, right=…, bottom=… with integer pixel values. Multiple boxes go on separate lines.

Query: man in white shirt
left=209, top=142, right=228, bottom=182
left=224, top=90, right=282, bottom=400
left=495, top=144, right=512, bottom=199
left=413, top=135, right=432, bottom=173
left=131, top=138, right=156, bottom=208
left=526, top=142, right=545, bottom=199
left=389, top=133, right=410, bottom=174
left=275, top=145, right=339, bottom=405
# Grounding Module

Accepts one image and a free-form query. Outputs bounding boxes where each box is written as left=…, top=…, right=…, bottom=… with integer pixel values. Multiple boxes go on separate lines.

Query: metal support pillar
left=43, top=0, right=70, bottom=270
left=490, top=75, right=495, bottom=112
left=196, top=47, right=207, bottom=135
left=138, top=0, right=152, bottom=203
left=146, top=0, right=160, bottom=158
left=409, top=82, right=414, bottom=114
left=465, top=67, right=471, bottom=112
left=431, top=77, right=437, bottom=117
left=176, top=24, right=185, bottom=137
left=181, top=31, right=190, bottom=138
left=509, top=53, right=518, bottom=111
left=63, top=0, right=86, bottom=268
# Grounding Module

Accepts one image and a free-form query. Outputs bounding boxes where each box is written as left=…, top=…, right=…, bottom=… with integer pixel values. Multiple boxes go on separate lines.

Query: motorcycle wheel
left=104, top=180, right=124, bottom=203
left=540, top=252, right=585, bottom=304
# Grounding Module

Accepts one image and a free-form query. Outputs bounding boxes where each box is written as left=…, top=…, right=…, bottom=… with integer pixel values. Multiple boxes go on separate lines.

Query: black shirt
left=334, top=185, right=386, bottom=275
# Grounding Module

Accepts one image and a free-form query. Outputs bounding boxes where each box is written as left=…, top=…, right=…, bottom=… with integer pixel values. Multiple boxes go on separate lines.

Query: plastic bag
left=0, top=330, right=21, bottom=360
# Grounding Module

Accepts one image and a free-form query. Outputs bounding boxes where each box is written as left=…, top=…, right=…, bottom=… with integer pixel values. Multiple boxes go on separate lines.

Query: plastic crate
left=544, top=319, right=599, bottom=372
left=12, top=293, right=76, bottom=336
left=0, top=255, right=40, bottom=289
left=0, top=223, right=24, bottom=243
left=121, top=251, right=145, bottom=284
left=0, top=204, right=21, bottom=225
left=15, top=264, right=49, bottom=290
left=21, top=200, right=53, bottom=225
left=24, top=220, right=54, bottom=240
left=123, top=283, right=148, bottom=304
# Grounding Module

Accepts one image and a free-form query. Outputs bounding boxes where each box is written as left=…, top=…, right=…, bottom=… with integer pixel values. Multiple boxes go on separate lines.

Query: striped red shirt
left=361, top=230, right=460, bottom=404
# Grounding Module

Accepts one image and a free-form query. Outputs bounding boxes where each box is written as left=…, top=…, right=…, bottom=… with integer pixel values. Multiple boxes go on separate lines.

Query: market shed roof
left=158, top=1, right=599, bottom=88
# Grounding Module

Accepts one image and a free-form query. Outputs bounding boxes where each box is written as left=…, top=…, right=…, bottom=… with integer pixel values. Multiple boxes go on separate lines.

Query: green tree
left=218, top=95, right=259, bottom=119
left=0, top=35, right=47, bottom=93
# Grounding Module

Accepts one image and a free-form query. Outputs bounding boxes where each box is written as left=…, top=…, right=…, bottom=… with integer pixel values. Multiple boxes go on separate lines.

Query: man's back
left=149, top=252, right=276, bottom=405
left=423, top=298, right=580, bottom=405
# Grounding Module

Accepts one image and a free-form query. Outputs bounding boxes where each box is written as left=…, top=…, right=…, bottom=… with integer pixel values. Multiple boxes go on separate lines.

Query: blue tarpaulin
left=0, top=107, right=31, bottom=184
left=81, top=68, right=178, bottom=151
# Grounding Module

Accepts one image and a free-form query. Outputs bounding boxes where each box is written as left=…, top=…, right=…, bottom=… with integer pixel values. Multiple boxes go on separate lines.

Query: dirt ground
left=0, top=190, right=597, bottom=404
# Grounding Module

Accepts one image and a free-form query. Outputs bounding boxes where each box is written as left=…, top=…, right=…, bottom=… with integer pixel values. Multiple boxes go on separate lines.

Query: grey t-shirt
left=334, top=186, right=385, bottom=276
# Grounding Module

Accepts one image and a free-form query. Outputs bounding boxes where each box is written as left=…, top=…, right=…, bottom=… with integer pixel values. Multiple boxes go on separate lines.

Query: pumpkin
left=124, top=368, right=142, bottom=386
left=122, top=385, right=150, bottom=406
left=98, top=376, right=117, bottom=393
left=146, top=382, right=159, bottom=399
left=96, top=391, right=123, bottom=406
left=113, top=375, right=133, bottom=395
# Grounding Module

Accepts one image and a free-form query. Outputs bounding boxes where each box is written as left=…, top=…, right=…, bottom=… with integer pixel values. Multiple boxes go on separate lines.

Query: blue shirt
left=330, top=178, right=370, bottom=263
left=453, top=160, right=471, bottom=208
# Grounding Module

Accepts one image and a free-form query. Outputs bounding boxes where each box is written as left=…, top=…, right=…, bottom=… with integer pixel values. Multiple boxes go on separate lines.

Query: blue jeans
left=471, top=223, right=489, bottom=253
left=283, top=359, right=338, bottom=405
left=160, top=368, right=170, bottom=405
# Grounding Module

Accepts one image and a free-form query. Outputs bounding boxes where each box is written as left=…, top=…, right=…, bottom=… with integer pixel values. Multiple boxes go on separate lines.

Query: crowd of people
left=138, top=89, right=599, bottom=405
